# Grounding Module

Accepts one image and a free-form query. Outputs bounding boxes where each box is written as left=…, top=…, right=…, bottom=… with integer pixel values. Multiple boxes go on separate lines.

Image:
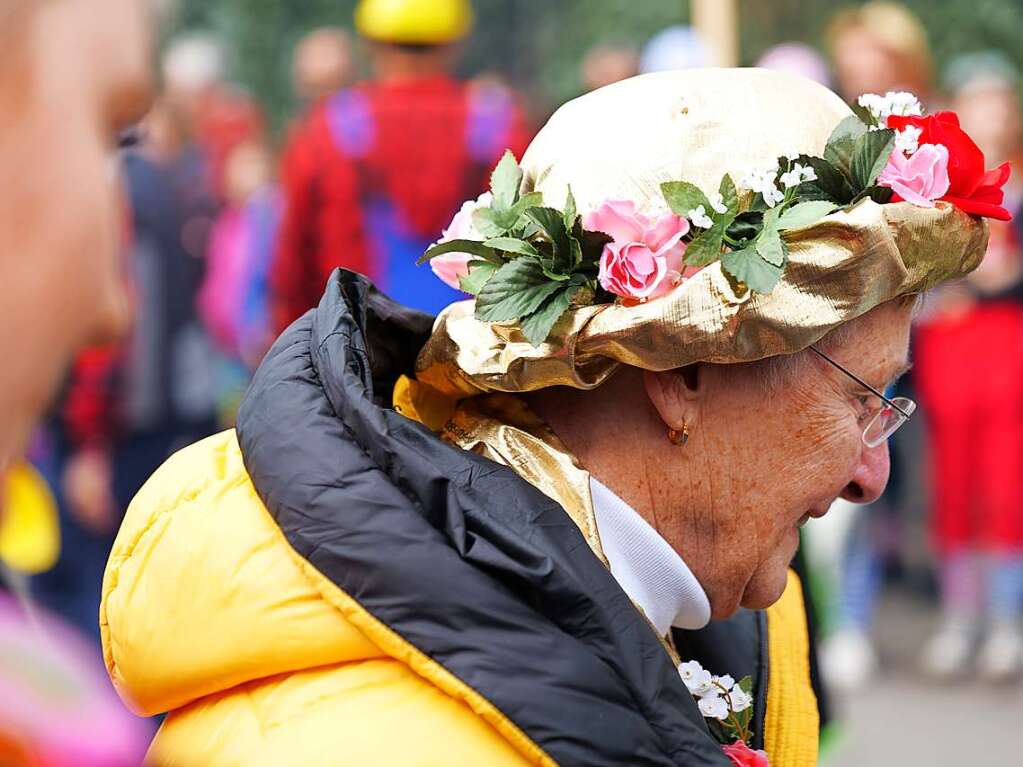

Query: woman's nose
left=840, top=441, right=891, bottom=504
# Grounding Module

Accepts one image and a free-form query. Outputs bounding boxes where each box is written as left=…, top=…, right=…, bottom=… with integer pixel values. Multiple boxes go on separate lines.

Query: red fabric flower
left=886, top=112, right=1012, bottom=220
left=722, top=740, right=770, bottom=766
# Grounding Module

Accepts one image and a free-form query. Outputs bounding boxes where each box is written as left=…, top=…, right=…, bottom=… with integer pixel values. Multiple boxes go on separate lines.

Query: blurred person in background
left=579, top=43, right=639, bottom=93
left=818, top=1, right=937, bottom=692
left=826, top=1, right=933, bottom=106
left=914, top=53, right=1023, bottom=680
left=31, top=94, right=221, bottom=638
left=755, top=43, right=832, bottom=88
left=162, top=32, right=265, bottom=199
left=639, top=25, right=711, bottom=75
left=0, top=1, right=154, bottom=764
left=113, top=95, right=221, bottom=509
left=292, top=27, right=354, bottom=110
left=198, top=140, right=281, bottom=423
left=270, top=0, right=531, bottom=328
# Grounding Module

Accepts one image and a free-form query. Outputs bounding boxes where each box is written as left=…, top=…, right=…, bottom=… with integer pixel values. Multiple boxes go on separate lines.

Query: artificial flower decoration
left=420, top=89, right=1011, bottom=346
left=583, top=199, right=693, bottom=300
left=886, top=111, right=1012, bottom=220
left=722, top=740, right=772, bottom=767
left=678, top=659, right=767, bottom=765
left=429, top=192, right=493, bottom=289
left=877, top=143, right=950, bottom=207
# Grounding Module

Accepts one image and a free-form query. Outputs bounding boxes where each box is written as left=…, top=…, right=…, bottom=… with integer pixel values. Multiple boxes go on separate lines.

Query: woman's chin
left=739, top=534, right=800, bottom=610
left=739, top=566, right=791, bottom=611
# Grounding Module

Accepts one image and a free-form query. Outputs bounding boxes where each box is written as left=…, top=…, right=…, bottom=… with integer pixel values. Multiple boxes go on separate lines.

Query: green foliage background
left=168, top=0, right=1023, bottom=135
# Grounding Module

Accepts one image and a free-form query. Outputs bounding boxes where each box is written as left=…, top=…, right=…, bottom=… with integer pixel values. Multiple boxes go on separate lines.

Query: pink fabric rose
left=583, top=199, right=694, bottom=300
left=430, top=192, right=492, bottom=289
left=877, top=143, right=950, bottom=208
left=722, top=740, right=771, bottom=767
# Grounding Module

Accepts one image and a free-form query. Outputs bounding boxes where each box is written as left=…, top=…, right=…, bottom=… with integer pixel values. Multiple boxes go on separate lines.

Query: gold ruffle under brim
left=415, top=199, right=987, bottom=397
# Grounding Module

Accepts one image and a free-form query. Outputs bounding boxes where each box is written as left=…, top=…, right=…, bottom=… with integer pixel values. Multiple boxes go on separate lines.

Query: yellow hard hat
left=355, top=0, right=473, bottom=45
left=0, top=462, right=60, bottom=575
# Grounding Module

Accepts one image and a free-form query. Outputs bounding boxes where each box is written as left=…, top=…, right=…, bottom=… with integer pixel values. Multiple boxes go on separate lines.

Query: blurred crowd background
left=3, top=0, right=1022, bottom=764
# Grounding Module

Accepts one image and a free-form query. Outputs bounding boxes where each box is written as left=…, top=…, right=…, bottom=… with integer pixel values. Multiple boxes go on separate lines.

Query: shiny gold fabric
left=415, top=68, right=988, bottom=397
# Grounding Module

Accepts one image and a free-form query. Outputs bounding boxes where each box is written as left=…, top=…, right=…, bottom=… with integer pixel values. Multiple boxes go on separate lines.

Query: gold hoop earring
left=667, top=421, right=690, bottom=446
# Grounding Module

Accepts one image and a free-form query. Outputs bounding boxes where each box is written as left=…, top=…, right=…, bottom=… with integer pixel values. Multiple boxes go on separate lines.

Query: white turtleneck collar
left=589, top=477, right=711, bottom=634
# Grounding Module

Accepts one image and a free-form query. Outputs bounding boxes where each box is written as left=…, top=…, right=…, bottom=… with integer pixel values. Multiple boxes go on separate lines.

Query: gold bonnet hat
left=416, top=68, right=988, bottom=398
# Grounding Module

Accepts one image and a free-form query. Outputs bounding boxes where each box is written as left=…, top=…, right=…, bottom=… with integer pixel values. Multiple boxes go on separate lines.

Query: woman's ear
left=642, top=365, right=702, bottom=430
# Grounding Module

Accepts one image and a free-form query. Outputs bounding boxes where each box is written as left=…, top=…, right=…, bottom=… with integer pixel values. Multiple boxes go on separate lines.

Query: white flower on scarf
left=708, top=191, right=729, bottom=215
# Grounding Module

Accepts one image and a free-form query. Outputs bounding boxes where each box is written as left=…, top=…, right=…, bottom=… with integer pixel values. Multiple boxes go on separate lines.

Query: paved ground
left=824, top=590, right=1022, bottom=766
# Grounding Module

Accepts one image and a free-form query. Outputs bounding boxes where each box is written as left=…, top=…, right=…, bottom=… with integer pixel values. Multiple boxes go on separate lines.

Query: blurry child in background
left=915, top=52, right=1023, bottom=680
left=199, top=141, right=281, bottom=424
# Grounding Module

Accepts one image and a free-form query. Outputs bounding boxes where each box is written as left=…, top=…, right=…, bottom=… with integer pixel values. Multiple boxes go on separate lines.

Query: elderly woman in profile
left=100, top=69, right=999, bottom=766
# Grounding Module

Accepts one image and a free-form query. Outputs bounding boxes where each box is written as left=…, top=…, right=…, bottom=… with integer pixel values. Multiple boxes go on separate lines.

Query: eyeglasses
left=809, top=346, right=916, bottom=448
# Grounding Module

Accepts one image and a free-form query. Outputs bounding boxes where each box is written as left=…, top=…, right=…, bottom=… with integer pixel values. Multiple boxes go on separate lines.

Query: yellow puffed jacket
left=102, top=273, right=819, bottom=766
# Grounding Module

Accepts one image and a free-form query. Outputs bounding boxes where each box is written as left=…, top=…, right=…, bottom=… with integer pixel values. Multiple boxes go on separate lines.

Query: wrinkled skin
left=0, top=0, right=153, bottom=467
left=531, top=298, right=914, bottom=619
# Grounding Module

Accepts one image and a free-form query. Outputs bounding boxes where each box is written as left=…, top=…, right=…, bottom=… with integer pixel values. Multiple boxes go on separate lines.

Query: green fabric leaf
left=525, top=207, right=572, bottom=267
left=580, top=229, right=613, bottom=264
left=501, top=193, right=545, bottom=233
left=755, top=206, right=787, bottom=267
left=483, top=237, right=540, bottom=257
left=661, top=181, right=711, bottom=217
left=718, top=174, right=739, bottom=216
left=520, top=281, right=582, bottom=346
left=721, top=247, right=784, bottom=294
left=798, top=156, right=855, bottom=204
left=738, top=675, right=753, bottom=694
left=685, top=223, right=726, bottom=267
left=563, top=187, right=578, bottom=230
left=418, top=239, right=498, bottom=266
left=490, top=150, right=523, bottom=211
left=850, top=128, right=895, bottom=190
left=569, top=236, right=583, bottom=268
left=823, top=115, right=868, bottom=173
left=756, top=228, right=787, bottom=267
left=725, top=212, right=763, bottom=246
left=458, top=260, right=498, bottom=294
left=849, top=100, right=878, bottom=128
left=475, top=257, right=564, bottom=322
left=776, top=201, right=837, bottom=231
left=472, top=207, right=509, bottom=238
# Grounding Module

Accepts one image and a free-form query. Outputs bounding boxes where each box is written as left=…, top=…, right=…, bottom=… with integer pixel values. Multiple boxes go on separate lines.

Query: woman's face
left=653, top=299, right=914, bottom=617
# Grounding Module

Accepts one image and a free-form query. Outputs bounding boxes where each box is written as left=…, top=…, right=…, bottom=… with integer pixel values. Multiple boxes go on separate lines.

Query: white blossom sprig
left=678, top=660, right=756, bottom=747
left=858, top=91, right=923, bottom=125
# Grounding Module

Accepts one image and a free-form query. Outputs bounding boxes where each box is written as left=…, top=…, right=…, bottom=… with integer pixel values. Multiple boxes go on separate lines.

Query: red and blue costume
left=271, top=75, right=530, bottom=331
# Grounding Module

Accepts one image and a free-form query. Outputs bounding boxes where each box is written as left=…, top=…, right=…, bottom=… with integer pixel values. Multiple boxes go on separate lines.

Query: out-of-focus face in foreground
left=0, top=0, right=153, bottom=466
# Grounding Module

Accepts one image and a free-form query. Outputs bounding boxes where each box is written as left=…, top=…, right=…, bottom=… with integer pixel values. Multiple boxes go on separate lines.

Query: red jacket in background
left=271, top=75, right=531, bottom=331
